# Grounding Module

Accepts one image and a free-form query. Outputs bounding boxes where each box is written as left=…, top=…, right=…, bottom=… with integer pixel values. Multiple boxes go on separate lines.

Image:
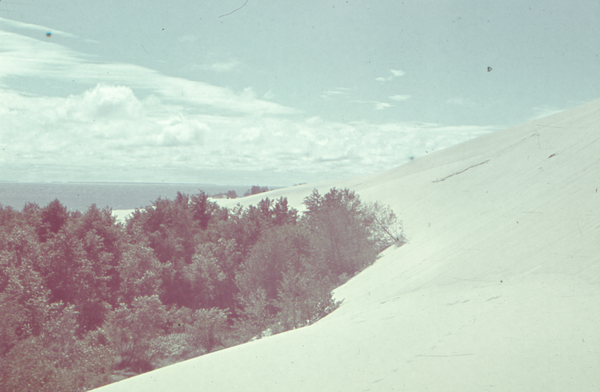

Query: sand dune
left=97, top=99, right=600, bottom=391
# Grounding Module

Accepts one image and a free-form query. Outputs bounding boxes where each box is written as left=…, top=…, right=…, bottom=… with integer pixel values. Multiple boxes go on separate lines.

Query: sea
left=0, top=182, right=255, bottom=212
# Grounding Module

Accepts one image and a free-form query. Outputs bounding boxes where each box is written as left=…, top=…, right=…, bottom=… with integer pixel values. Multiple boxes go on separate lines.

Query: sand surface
left=100, top=99, right=600, bottom=391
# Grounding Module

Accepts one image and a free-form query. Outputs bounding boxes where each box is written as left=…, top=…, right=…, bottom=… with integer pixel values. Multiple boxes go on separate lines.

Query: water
left=0, top=182, right=255, bottom=212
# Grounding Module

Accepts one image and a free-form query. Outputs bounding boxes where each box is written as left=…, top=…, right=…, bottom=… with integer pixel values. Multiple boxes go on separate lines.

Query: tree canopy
left=0, top=188, right=403, bottom=390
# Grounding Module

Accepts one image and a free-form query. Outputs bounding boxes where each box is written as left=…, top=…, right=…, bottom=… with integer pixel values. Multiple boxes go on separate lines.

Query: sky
left=0, top=0, right=598, bottom=185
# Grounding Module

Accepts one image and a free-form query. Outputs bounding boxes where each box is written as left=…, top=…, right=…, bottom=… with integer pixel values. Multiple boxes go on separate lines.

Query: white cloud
left=320, top=87, right=351, bottom=99
left=239, top=87, right=256, bottom=100
left=156, top=117, right=207, bottom=146
left=0, top=30, right=294, bottom=116
left=375, top=102, right=393, bottom=110
left=0, top=16, right=79, bottom=39
left=389, top=94, right=411, bottom=101
left=354, top=100, right=395, bottom=111
left=76, top=84, right=144, bottom=120
left=446, top=97, right=475, bottom=107
left=375, top=69, right=406, bottom=82
left=208, top=59, right=240, bottom=72
left=0, top=84, right=498, bottom=184
left=305, top=116, right=323, bottom=125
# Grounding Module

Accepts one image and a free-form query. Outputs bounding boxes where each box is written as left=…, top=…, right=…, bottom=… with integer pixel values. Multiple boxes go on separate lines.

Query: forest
left=0, top=188, right=403, bottom=391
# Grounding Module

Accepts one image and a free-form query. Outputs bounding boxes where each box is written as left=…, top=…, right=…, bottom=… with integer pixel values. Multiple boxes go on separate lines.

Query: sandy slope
left=97, top=99, right=600, bottom=391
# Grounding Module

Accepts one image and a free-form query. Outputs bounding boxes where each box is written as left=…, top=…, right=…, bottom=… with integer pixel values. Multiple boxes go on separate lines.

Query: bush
left=302, top=188, right=404, bottom=280
left=244, top=185, right=269, bottom=197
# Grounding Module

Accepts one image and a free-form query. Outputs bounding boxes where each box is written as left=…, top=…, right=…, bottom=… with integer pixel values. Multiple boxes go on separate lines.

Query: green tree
left=234, top=224, right=336, bottom=336
left=73, top=204, right=125, bottom=299
left=39, top=231, right=112, bottom=333
left=363, top=201, right=405, bottom=252
left=275, top=270, right=339, bottom=330
left=126, top=191, right=217, bottom=264
left=236, top=225, right=313, bottom=303
left=244, top=185, right=269, bottom=197
left=37, top=199, right=69, bottom=242
left=105, top=295, right=168, bottom=373
left=302, top=188, right=376, bottom=278
left=195, top=239, right=243, bottom=310
left=0, top=304, right=113, bottom=392
left=235, top=288, right=274, bottom=341
left=180, top=307, right=228, bottom=354
left=0, top=260, right=113, bottom=392
left=152, top=307, right=229, bottom=367
left=116, top=245, right=163, bottom=305
left=219, top=197, right=298, bottom=258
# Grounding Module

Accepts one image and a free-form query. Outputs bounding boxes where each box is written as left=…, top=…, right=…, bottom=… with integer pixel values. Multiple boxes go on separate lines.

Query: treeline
left=0, top=188, right=403, bottom=391
left=211, top=184, right=270, bottom=199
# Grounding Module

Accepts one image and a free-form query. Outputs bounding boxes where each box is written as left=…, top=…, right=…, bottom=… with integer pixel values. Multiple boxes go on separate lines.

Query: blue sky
left=0, top=0, right=598, bottom=185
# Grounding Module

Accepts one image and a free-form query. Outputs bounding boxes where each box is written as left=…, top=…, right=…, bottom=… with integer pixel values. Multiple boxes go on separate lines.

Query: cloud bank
left=0, top=84, right=496, bottom=184
left=0, top=25, right=497, bottom=185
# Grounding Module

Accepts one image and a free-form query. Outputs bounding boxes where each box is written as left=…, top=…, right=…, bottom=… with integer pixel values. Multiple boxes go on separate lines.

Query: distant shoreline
left=0, top=182, right=279, bottom=213
left=0, top=180, right=288, bottom=187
